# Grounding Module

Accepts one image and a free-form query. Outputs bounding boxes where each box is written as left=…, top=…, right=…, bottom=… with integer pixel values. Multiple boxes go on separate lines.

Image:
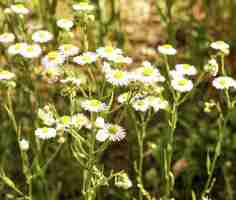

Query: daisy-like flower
left=71, top=113, right=91, bottom=129
left=175, top=64, right=197, bottom=76
left=73, top=52, right=97, bottom=65
left=19, top=139, right=29, bottom=151
left=41, top=51, right=65, bottom=68
left=204, top=58, right=219, bottom=76
left=169, top=70, right=184, bottom=79
left=0, top=33, right=15, bottom=44
left=105, top=69, right=130, bottom=86
left=60, top=77, right=81, bottom=87
left=35, top=127, right=57, bottom=140
left=132, top=99, right=150, bottom=112
left=96, top=124, right=126, bottom=142
left=95, top=117, right=106, bottom=129
left=20, top=44, right=42, bottom=58
left=81, top=99, right=107, bottom=112
left=56, top=116, right=71, bottom=131
left=212, top=76, right=236, bottom=90
left=171, top=77, right=193, bottom=92
left=117, top=92, right=131, bottom=104
left=0, top=70, right=15, bottom=80
left=96, top=46, right=123, bottom=60
left=158, top=44, right=177, bottom=55
left=72, top=2, right=95, bottom=12
left=38, top=108, right=55, bottom=126
left=57, top=19, right=74, bottom=31
left=101, top=62, right=112, bottom=73
left=10, top=4, right=29, bottom=15
left=58, top=44, right=79, bottom=57
left=145, top=96, right=169, bottom=112
left=8, top=43, right=27, bottom=55
left=135, top=65, right=165, bottom=84
left=210, top=41, right=229, bottom=54
left=109, top=54, right=133, bottom=64
left=32, top=30, right=53, bottom=43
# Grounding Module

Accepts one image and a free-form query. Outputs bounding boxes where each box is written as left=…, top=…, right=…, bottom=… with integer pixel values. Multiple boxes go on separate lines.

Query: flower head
left=0, top=70, right=15, bottom=80
left=58, top=44, right=79, bottom=57
left=132, top=99, right=150, bottom=112
left=19, top=139, right=29, bottom=151
left=32, top=30, right=53, bottom=43
left=42, top=51, right=65, bottom=68
left=204, top=58, right=218, bottom=76
left=96, top=46, right=123, bottom=60
left=20, top=44, right=42, bottom=58
left=8, top=43, right=27, bottom=55
left=81, top=99, right=107, bottom=112
left=35, top=127, right=57, bottom=140
left=73, top=52, right=97, bottom=65
left=57, top=19, right=74, bottom=31
left=210, top=41, right=229, bottom=54
left=96, top=124, right=126, bottom=142
left=10, top=4, right=29, bottom=15
left=71, top=113, right=91, bottom=129
left=171, top=77, right=193, bottom=92
left=72, top=2, right=94, bottom=12
left=175, top=64, right=197, bottom=76
left=105, top=69, right=130, bottom=86
left=0, top=33, right=15, bottom=44
left=158, top=44, right=177, bottom=55
left=38, top=108, right=55, bottom=126
left=212, top=76, right=236, bottom=90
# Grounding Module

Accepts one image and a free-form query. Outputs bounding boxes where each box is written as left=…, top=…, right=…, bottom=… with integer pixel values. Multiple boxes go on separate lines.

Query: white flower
left=212, top=76, right=236, bottom=90
left=117, top=92, right=131, bottom=104
left=95, top=117, right=106, bottom=129
left=72, top=2, right=94, bottom=12
left=35, top=127, right=57, bottom=140
left=0, top=70, right=15, bottom=80
left=115, top=172, right=132, bottom=189
left=42, top=51, right=65, bottom=68
left=8, top=43, right=27, bottom=55
left=32, top=30, right=53, bottom=43
left=10, top=4, right=29, bottom=15
left=101, top=62, right=112, bottom=73
left=60, top=77, right=81, bottom=87
left=169, top=70, right=185, bottom=79
left=57, top=19, right=74, bottom=31
left=81, top=99, right=107, bottom=112
left=171, top=77, right=193, bottom=92
left=19, top=139, right=29, bottom=151
left=210, top=41, right=229, bottom=54
left=145, top=96, right=169, bottom=111
left=158, top=44, right=177, bottom=55
left=38, top=108, right=55, bottom=126
left=135, top=65, right=165, bottom=84
left=109, top=54, right=133, bottom=64
left=175, top=64, right=197, bottom=76
left=70, top=113, right=91, bottom=129
left=132, top=99, right=150, bottom=112
left=96, top=46, right=123, bottom=60
left=58, top=44, right=79, bottom=57
left=204, top=58, right=218, bottom=76
left=105, top=69, right=130, bottom=86
left=56, top=116, right=71, bottom=131
left=73, top=52, right=97, bottom=65
left=0, top=33, right=15, bottom=44
left=20, top=44, right=42, bottom=58
left=96, top=124, right=126, bottom=142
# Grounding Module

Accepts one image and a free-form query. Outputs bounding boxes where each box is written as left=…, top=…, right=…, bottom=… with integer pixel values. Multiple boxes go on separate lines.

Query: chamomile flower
left=19, top=139, right=29, bottom=151
left=58, top=44, right=79, bottom=57
left=145, top=96, right=169, bottom=111
left=95, top=117, right=106, bottom=129
left=210, top=41, right=229, bottom=54
left=38, top=108, right=55, bottom=126
left=57, top=19, right=74, bottom=31
left=60, top=77, right=81, bottom=87
left=212, top=76, right=236, bottom=90
left=101, top=62, right=112, bottom=73
left=20, top=44, right=42, bottom=58
left=204, top=58, right=219, bottom=76
left=135, top=65, right=165, bottom=84
left=73, top=52, right=97, bottom=65
left=171, top=77, right=193, bottom=92
left=96, top=124, right=126, bottom=142
left=132, top=99, right=150, bottom=112
left=175, top=64, right=197, bottom=76
left=117, top=92, right=131, bottom=104
left=8, top=43, right=27, bottom=55
left=81, top=99, right=107, bottom=112
left=0, top=33, right=15, bottom=44
left=158, top=44, right=177, bottom=55
left=10, top=4, right=29, bottom=15
left=96, top=46, right=123, bottom=60
left=0, top=70, right=15, bottom=80
left=56, top=116, right=71, bottom=131
left=71, top=113, right=91, bottom=129
left=41, top=51, right=65, bottom=68
left=32, top=30, right=53, bottom=43
left=35, top=127, right=57, bottom=140
left=109, top=54, right=133, bottom=64
left=72, top=2, right=95, bottom=12
left=169, top=70, right=184, bottom=79
left=105, top=69, right=130, bottom=86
